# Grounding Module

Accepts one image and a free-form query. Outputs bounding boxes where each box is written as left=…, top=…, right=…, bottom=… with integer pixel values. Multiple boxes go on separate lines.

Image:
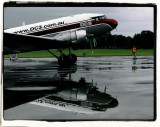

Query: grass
left=4, top=49, right=154, bottom=58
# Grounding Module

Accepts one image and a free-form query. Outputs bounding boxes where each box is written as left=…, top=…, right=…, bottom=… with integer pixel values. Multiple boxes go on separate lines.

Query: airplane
left=4, top=13, right=118, bottom=66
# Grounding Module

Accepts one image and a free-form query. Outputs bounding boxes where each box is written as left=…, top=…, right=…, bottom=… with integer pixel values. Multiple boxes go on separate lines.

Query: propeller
left=87, top=34, right=97, bottom=49
left=93, top=38, right=97, bottom=47
left=87, top=27, right=97, bottom=52
left=89, top=38, right=93, bottom=49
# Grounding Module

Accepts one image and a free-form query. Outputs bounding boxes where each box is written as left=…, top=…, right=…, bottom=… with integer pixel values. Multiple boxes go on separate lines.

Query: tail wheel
left=58, top=54, right=68, bottom=66
left=67, top=54, right=77, bottom=65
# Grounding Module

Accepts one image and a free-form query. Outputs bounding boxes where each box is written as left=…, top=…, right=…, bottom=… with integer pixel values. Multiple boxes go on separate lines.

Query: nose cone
left=105, top=19, right=118, bottom=29
left=109, top=98, right=118, bottom=108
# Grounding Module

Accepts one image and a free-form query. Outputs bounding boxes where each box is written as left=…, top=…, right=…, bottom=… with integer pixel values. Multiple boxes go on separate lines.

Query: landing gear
left=58, top=54, right=77, bottom=66
left=67, top=49, right=77, bottom=65
left=48, top=49, right=77, bottom=66
left=67, top=53, right=77, bottom=65
left=58, top=54, right=68, bottom=66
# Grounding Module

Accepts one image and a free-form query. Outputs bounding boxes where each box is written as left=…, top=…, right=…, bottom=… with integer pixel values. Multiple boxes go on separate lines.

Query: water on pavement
left=3, top=56, right=154, bottom=120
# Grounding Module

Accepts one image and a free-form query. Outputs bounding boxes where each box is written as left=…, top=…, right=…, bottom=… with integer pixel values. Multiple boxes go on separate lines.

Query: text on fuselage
left=13, top=21, right=65, bottom=34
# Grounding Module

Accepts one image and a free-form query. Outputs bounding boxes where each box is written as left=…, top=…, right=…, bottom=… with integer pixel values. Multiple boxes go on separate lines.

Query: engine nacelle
left=53, top=30, right=88, bottom=49
left=71, top=30, right=88, bottom=49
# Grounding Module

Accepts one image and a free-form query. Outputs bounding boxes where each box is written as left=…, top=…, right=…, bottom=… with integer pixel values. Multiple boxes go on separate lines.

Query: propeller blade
left=93, top=38, right=97, bottom=47
left=89, top=39, right=93, bottom=49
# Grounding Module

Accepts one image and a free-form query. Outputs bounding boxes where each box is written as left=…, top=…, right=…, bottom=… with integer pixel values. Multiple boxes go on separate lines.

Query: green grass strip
left=4, top=49, right=154, bottom=58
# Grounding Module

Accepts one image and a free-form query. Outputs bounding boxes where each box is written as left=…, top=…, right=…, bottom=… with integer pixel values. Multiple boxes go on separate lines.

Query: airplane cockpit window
left=92, top=15, right=107, bottom=21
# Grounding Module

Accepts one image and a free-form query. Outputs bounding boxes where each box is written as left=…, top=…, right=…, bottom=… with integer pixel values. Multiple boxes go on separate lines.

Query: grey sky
left=4, top=7, right=154, bottom=37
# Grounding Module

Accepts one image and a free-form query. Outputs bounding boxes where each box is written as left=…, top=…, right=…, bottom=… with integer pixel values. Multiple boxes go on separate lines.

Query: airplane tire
left=67, top=54, right=77, bottom=65
left=58, top=54, right=68, bottom=66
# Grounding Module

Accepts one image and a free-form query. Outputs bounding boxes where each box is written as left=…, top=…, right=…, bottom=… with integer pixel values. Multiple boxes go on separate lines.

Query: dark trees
left=133, top=30, right=154, bottom=49
left=94, top=30, right=154, bottom=49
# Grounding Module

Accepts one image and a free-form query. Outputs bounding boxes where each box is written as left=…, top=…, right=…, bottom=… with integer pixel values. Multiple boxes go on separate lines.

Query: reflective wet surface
left=3, top=56, right=154, bottom=120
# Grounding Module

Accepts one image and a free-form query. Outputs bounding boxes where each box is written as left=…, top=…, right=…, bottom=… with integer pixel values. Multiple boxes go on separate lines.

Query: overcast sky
left=4, top=7, right=154, bottom=37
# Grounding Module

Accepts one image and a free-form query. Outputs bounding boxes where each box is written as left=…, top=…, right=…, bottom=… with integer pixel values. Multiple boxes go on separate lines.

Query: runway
left=3, top=56, right=154, bottom=120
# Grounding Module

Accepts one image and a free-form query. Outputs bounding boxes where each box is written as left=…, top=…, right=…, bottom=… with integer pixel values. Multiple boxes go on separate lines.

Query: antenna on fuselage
left=104, top=86, right=107, bottom=93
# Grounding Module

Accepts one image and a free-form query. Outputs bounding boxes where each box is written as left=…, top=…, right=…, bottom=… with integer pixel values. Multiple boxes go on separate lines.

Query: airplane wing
left=4, top=33, right=69, bottom=55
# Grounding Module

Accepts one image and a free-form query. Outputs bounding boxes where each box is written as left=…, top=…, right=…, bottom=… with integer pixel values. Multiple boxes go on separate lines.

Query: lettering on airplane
left=80, top=21, right=92, bottom=27
left=13, top=21, right=65, bottom=34
left=35, top=98, right=66, bottom=107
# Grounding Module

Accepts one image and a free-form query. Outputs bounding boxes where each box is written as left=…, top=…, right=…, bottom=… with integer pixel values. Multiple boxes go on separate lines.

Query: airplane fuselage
left=4, top=13, right=118, bottom=37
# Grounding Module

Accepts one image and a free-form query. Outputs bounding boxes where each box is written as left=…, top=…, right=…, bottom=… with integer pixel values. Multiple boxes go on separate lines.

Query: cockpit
left=92, top=15, right=107, bottom=21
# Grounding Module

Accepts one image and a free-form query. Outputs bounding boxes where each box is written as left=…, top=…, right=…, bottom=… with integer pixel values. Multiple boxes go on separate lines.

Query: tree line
left=93, top=30, right=154, bottom=49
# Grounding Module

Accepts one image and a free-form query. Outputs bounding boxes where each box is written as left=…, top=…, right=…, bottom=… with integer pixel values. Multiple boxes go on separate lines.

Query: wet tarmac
left=3, top=56, right=154, bottom=121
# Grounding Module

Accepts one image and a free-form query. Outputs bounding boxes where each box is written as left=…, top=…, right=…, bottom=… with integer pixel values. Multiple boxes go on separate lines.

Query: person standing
left=132, top=46, right=136, bottom=59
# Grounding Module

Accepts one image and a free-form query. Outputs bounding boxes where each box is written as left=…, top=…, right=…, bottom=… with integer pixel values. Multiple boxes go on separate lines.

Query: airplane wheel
left=67, top=54, right=77, bottom=65
left=58, top=54, right=68, bottom=66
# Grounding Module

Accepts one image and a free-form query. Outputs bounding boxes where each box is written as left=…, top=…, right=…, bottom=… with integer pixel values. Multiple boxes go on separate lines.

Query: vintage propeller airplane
left=4, top=13, right=118, bottom=66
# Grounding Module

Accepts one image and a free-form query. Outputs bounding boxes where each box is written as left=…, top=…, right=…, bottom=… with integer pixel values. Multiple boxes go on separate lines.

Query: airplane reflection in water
left=30, top=77, right=118, bottom=114
left=4, top=65, right=118, bottom=114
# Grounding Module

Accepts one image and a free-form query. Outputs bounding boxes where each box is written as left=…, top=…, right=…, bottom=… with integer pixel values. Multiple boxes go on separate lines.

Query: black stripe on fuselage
left=26, top=19, right=109, bottom=36
left=28, top=22, right=81, bottom=36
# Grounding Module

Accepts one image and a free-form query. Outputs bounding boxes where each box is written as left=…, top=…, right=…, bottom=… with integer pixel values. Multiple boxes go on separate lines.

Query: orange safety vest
left=132, top=48, right=136, bottom=53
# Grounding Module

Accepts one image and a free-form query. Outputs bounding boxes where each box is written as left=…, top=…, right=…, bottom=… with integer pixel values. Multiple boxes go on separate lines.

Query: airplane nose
left=105, top=19, right=118, bottom=29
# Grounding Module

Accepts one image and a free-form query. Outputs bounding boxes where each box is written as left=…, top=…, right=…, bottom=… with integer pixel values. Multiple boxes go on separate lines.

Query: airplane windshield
left=92, top=15, right=107, bottom=21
